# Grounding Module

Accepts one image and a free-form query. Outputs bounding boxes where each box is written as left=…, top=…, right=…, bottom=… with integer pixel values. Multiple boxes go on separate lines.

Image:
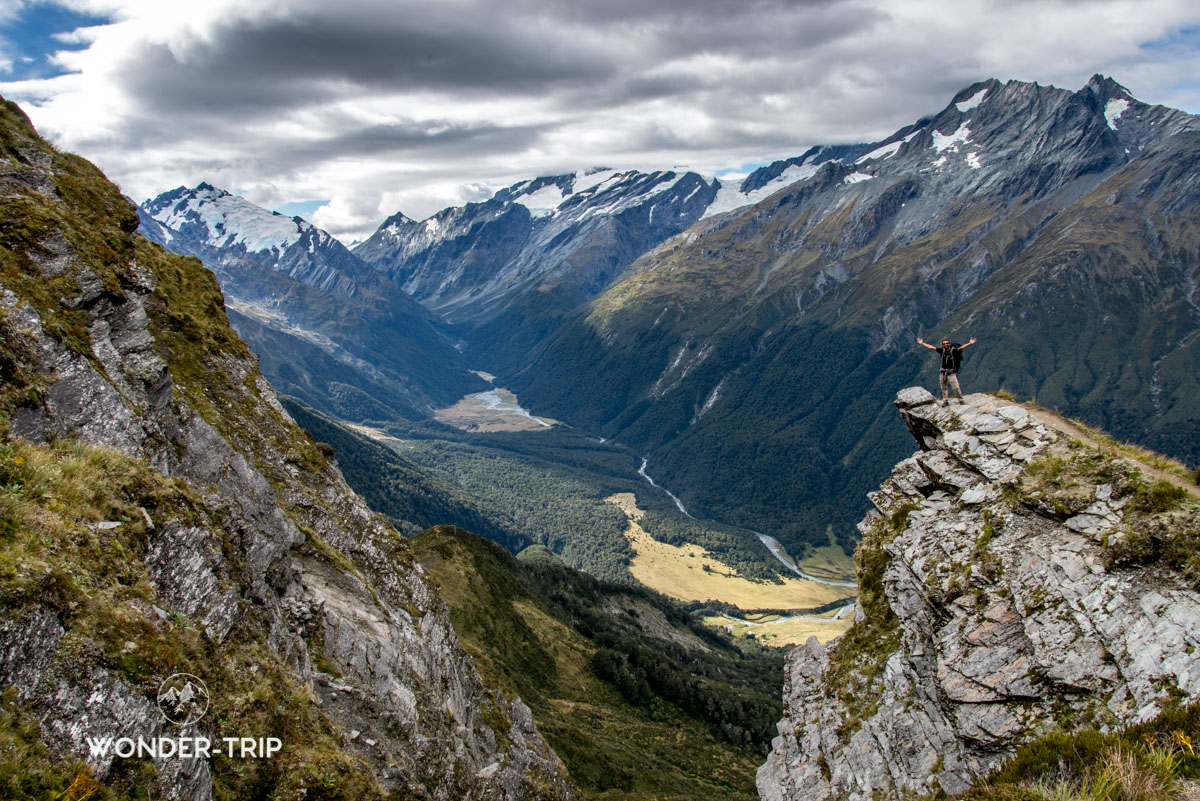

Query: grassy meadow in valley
left=608, top=492, right=854, bottom=618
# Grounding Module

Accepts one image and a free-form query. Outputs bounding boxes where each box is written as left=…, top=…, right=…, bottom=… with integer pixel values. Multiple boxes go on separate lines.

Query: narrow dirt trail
left=1022, top=404, right=1200, bottom=500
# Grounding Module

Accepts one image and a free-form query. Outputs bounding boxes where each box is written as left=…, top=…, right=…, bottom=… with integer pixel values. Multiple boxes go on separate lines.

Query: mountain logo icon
left=156, top=673, right=210, bottom=726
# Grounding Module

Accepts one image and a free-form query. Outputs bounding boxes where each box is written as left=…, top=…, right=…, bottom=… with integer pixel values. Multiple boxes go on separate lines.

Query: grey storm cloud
left=4, top=0, right=1198, bottom=240
left=117, top=20, right=602, bottom=117
left=114, top=108, right=544, bottom=176
left=288, top=119, right=546, bottom=161
left=110, top=0, right=882, bottom=118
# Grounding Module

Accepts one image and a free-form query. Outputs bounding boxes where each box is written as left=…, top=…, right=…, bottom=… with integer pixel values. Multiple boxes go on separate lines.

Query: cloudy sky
left=2, top=0, right=1199, bottom=242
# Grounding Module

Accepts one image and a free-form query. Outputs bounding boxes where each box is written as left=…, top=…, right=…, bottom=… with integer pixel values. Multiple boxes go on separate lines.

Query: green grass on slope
left=0, top=99, right=395, bottom=798
left=0, top=101, right=140, bottom=363
left=411, top=525, right=784, bottom=801
left=966, top=701, right=1200, bottom=801
left=0, top=433, right=381, bottom=801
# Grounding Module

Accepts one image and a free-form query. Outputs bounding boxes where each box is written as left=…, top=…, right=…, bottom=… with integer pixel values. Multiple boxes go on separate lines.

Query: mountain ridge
left=0, top=95, right=569, bottom=800
left=505, top=74, right=1200, bottom=558
left=135, top=74, right=1200, bottom=572
left=138, top=184, right=486, bottom=425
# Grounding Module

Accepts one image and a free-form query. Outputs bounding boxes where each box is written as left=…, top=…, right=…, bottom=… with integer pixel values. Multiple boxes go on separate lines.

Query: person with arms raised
left=917, top=336, right=977, bottom=405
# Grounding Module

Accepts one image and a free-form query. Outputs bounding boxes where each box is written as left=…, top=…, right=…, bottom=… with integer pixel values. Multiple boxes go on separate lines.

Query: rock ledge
left=758, top=390, right=1200, bottom=801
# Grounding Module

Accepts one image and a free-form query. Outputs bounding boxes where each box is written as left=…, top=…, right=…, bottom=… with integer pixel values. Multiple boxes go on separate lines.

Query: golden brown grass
left=989, top=389, right=1199, bottom=494
left=606, top=493, right=851, bottom=609
left=794, top=542, right=856, bottom=582
left=703, top=613, right=851, bottom=647
left=1019, top=745, right=1183, bottom=801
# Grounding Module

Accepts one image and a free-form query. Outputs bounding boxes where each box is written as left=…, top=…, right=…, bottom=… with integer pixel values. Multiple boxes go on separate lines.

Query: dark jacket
left=936, top=344, right=964, bottom=372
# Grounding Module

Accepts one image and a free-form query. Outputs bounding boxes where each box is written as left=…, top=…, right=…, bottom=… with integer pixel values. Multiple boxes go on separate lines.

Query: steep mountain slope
left=139, top=185, right=484, bottom=424
left=510, top=76, right=1200, bottom=557
left=0, top=98, right=568, bottom=800
left=353, top=164, right=861, bottom=368
left=410, top=525, right=783, bottom=801
left=353, top=169, right=716, bottom=366
left=757, top=388, right=1200, bottom=800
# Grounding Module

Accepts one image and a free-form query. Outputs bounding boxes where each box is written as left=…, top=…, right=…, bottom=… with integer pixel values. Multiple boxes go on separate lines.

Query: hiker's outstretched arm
left=958, top=337, right=978, bottom=350
left=916, top=338, right=938, bottom=350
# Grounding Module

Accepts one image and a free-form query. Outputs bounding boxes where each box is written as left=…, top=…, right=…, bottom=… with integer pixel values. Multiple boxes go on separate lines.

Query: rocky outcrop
left=0, top=100, right=571, bottom=800
left=758, top=387, right=1200, bottom=801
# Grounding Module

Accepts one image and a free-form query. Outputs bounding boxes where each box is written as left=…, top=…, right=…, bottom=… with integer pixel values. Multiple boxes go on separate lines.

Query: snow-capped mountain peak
left=143, top=183, right=313, bottom=258
left=140, top=183, right=402, bottom=302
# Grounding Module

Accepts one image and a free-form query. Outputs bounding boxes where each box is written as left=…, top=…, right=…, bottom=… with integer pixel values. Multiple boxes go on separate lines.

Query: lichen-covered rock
left=758, top=390, right=1200, bottom=801
left=0, top=99, right=572, bottom=801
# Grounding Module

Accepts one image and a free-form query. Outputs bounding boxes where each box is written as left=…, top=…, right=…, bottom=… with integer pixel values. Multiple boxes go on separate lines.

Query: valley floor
left=434, top=386, right=559, bottom=432
left=608, top=492, right=853, bottom=642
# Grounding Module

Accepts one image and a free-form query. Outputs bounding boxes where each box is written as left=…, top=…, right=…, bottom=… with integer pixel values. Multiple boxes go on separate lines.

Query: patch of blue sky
left=1139, top=25, right=1200, bottom=54
left=1137, top=25, right=1200, bottom=113
left=716, top=160, right=770, bottom=180
left=0, top=3, right=109, bottom=81
left=273, top=200, right=330, bottom=222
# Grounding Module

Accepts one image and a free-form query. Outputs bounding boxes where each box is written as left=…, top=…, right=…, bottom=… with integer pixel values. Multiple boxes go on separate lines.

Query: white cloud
left=2, top=0, right=1199, bottom=242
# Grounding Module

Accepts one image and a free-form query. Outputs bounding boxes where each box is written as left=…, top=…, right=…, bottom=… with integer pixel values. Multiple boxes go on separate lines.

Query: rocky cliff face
left=0, top=99, right=570, bottom=800
left=757, top=388, right=1200, bottom=801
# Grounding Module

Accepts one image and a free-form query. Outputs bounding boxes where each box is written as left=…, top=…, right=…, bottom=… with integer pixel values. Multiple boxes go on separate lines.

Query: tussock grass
left=976, top=743, right=1186, bottom=801
left=1069, top=419, right=1197, bottom=486
left=967, top=702, right=1200, bottom=801
left=0, top=691, right=94, bottom=801
left=0, top=437, right=183, bottom=620
left=991, top=390, right=1196, bottom=485
left=0, top=434, right=383, bottom=800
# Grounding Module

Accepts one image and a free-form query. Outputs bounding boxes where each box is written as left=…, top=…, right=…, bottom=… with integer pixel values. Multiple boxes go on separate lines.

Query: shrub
left=1130, top=479, right=1188, bottom=514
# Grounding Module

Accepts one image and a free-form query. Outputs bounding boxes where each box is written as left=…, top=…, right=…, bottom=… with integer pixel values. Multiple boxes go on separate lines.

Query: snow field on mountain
left=955, top=87, right=989, bottom=112
left=702, top=162, right=821, bottom=219
left=150, top=185, right=309, bottom=255
left=513, top=183, right=567, bottom=218
left=1106, top=98, right=1130, bottom=129
left=856, top=140, right=903, bottom=163
left=932, top=123, right=972, bottom=152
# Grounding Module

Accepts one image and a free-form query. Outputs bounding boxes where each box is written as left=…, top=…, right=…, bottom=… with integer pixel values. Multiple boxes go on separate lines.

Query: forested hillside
left=411, top=525, right=784, bottom=800
left=283, top=400, right=791, bottom=584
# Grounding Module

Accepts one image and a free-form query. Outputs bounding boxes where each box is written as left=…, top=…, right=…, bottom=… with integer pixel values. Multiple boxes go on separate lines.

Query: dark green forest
left=284, top=400, right=795, bottom=585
